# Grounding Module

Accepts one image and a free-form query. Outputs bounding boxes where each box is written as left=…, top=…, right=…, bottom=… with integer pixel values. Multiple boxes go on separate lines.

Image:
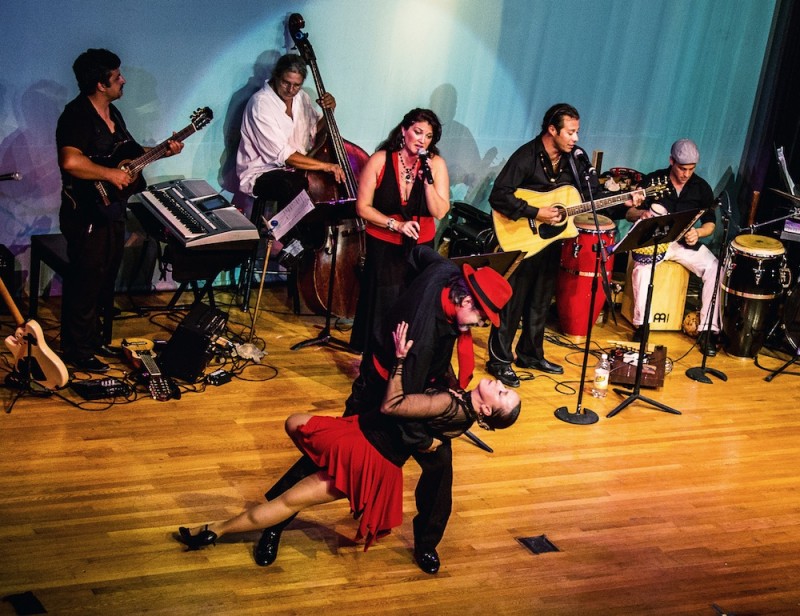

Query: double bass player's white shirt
left=236, top=81, right=321, bottom=197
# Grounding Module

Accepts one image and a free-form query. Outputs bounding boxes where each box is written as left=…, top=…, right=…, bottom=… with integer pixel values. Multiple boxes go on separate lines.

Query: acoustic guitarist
left=57, top=49, right=183, bottom=372
left=486, top=103, right=643, bottom=387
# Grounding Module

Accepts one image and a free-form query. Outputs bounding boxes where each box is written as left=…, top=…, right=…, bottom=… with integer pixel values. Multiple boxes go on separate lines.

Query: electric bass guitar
left=0, top=278, right=68, bottom=390
left=91, top=106, right=213, bottom=206
left=121, top=338, right=180, bottom=401
left=492, top=179, right=670, bottom=258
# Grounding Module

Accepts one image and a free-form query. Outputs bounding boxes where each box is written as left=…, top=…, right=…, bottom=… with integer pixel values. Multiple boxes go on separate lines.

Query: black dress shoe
left=516, top=357, right=564, bottom=375
left=178, top=525, right=217, bottom=551
left=67, top=355, right=109, bottom=372
left=254, top=528, right=282, bottom=566
left=486, top=363, right=520, bottom=388
left=631, top=326, right=644, bottom=343
left=414, top=548, right=440, bottom=574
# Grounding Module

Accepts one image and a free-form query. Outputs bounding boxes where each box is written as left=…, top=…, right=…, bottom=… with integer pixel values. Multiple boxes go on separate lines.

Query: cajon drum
left=621, top=258, right=689, bottom=331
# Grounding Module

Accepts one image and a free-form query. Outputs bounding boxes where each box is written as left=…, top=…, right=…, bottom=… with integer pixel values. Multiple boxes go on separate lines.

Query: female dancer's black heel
left=178, top=525, right=217, bottom=551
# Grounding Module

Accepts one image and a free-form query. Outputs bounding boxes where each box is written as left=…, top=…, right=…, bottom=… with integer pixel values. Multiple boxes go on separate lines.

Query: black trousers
left=487, top=241, right=560, bottom=366
left=344, top=357, right=453, bottom=551
left=59, top=213, right=124, bottom=359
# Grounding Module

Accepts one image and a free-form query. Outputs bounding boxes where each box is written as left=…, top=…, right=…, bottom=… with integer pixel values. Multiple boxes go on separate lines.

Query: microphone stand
left=555, top=164, right=610, bottom=425
left=686, top=196, right=730, bottom=384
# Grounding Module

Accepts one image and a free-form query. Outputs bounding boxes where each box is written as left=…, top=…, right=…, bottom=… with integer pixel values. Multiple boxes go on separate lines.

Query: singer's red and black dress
left=294, top=358, right=477, bottom=550
left=349, top=150, right=436, bottom=354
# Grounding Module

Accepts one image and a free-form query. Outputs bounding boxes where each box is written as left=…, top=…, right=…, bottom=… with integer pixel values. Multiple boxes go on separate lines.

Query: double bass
left=288, top=13, right=369, bottom=319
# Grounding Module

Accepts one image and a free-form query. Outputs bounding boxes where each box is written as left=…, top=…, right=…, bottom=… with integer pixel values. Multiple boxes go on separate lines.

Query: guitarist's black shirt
left=56, top=95, right=138, bottom=223
left=489, top=135, right=600, bottom=221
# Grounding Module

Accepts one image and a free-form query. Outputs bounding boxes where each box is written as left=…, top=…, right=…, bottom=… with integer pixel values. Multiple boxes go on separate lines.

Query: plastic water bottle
left=592, top=353, right=610, bottom=398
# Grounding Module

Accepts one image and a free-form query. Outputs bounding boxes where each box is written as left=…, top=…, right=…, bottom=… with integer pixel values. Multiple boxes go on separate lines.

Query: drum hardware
left=686, top=192, right=731, bottom=384
left=764, top=344, right=800, bottom=383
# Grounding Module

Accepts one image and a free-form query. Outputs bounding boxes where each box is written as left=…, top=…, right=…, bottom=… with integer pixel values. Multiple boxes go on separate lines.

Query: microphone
left=572, top=148, right=596, bottom=175
left=418, top=149, right=434, bottom=185
left=0, top=172, right=22, bottom=182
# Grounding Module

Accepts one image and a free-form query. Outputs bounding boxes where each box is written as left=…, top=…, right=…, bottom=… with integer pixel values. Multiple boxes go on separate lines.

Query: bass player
left=57, top=48, right=183, bottom=372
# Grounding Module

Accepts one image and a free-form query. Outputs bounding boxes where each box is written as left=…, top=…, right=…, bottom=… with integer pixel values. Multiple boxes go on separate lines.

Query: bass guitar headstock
left=191, top=107, right=213, bottom=131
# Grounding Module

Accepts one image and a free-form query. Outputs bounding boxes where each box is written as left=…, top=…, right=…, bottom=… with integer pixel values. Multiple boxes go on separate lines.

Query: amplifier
left=159, top=303, right=227, bottom=382
left=608, top=345, right=667, bottom=388
left=445, top=201, right=497, bottom=257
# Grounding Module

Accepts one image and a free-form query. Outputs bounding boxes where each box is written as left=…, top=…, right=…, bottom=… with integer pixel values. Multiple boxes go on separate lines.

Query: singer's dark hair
left=270, top=53, right=308, bottom=83
left=540, top=103, right=580, bottom=135
left=73, top=49, right=121, bottom=96
left=377, top=108, right=442, bottom=155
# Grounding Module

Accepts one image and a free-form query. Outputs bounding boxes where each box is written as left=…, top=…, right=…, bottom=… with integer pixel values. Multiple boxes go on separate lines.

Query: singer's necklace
left=398, top=151, right=418, bottom=184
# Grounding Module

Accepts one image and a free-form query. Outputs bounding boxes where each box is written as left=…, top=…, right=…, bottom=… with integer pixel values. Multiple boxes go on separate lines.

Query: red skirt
left=297, top=415, right=404, bottom=549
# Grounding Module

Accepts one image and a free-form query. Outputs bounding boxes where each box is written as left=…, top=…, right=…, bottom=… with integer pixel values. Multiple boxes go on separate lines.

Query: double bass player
left=236, top=52, right=345, bottom=216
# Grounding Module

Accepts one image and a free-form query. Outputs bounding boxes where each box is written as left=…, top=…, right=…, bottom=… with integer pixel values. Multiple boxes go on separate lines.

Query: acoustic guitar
left=121, top=338, right=180, bottom=401
left=492, top=179, right=669, bottom=258
left=0, top=277, right=69, bottom=390
left=90, top=106, right=212, bottom=206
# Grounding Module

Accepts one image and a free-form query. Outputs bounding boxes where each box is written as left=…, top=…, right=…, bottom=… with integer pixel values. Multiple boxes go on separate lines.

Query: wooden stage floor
left=1, top=287, right=800, bottom=615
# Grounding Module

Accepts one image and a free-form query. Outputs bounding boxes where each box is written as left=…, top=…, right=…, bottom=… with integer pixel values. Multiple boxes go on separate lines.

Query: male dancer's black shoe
left=414, top=548, right=440, bottom=574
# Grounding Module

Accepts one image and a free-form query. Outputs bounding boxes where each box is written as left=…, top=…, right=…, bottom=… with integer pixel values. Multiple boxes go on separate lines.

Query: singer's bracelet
left=386, top=218, right=398, bottom=232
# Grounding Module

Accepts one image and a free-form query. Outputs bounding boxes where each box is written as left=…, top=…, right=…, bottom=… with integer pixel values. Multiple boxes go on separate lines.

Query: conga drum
left=721, top=234, right=787, bottom=357
left=556, top=214, right=616, bottom=337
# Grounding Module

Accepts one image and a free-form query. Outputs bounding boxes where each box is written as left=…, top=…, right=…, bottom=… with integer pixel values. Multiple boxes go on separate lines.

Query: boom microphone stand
left=555, top=162, right=613, bottom=425
left=686, top=196, right=730, bottom=384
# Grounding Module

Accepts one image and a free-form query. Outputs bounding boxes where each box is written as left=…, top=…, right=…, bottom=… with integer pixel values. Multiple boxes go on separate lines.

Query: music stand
left=291, top=201, right=360, bottom=353
left=451, top=250, right=525, bottom=451
left=607, top=209, right=699, bottom=418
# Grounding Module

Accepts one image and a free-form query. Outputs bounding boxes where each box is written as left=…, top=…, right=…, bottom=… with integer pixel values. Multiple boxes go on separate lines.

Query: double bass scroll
left=288, top=13, right=369, bottom=319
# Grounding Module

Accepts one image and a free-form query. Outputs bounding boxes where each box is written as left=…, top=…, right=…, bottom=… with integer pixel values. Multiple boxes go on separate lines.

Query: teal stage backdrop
left=0, top=0, right=777, bottom=293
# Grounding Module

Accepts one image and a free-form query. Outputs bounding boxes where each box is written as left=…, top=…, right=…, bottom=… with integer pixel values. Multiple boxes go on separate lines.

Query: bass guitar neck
left=91, top=106, right=213, bottom=206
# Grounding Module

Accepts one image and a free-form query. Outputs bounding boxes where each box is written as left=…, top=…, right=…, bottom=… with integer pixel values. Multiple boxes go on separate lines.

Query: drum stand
left=686, top=196, right=730, bottom=384
left=764, top=346, right=800, bottom=382
left=607, top=211, right=698, bottom=418
left=555, top=179, right=614, bottom=425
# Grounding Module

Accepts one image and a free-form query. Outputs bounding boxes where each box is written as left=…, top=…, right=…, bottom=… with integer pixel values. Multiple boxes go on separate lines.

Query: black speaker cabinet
left=159, top=303, right=227, bottom=382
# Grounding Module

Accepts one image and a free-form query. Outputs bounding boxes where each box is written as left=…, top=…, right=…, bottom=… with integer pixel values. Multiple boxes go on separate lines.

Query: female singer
left=349, top=108, right=450, bottom=354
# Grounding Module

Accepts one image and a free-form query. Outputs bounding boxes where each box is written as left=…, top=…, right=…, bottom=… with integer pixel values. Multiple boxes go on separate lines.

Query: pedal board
left=608, top=345, right=667, bottom=388
left=71, top=378, right=131, bottom=400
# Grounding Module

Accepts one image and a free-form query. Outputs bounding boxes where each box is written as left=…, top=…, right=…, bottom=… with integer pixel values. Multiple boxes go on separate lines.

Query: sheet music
left=263, top=189, right=315, bottom=241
